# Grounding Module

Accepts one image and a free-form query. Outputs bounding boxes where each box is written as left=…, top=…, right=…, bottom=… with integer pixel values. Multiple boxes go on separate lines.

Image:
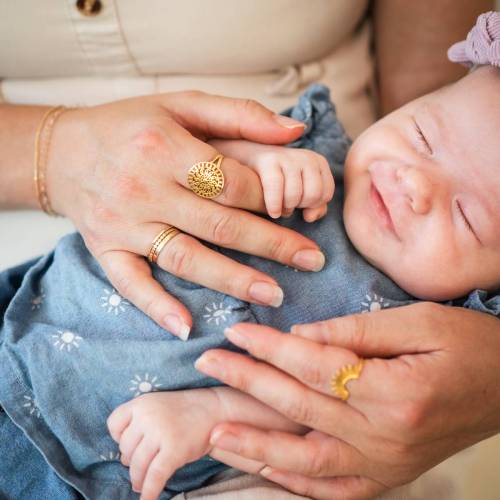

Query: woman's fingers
left=120, top=221, right=285, bottom=309
left=258, top=469, right=384, bottom=500
left=209, top=448, right=267, bottom=475
left=97, top=250, right=193, bottom=340
left=195, top=348, right=362, bottom=438
left=221, top=324, right=370, bottom=404
left=210, top=426, right=366, bottom=478
left=160, top=187, right=325, bottom=272
left=290, top=303, right=444, bottom=357
left=160, top=91, right=305, bottom=145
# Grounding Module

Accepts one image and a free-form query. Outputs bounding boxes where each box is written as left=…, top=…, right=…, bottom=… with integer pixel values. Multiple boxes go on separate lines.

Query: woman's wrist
left=0, top=104, right=52, bottom=210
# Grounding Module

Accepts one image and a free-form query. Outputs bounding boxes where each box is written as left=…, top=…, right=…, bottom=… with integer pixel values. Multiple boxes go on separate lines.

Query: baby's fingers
left=129, top=439, right=160, bottom=494
left=107, top=402, right=133, bottom=442
left=303, top=204, right=328, bottom=223
left=260, top=164, right=284, bottom=219
left=140, top=451, right=183, bottom=500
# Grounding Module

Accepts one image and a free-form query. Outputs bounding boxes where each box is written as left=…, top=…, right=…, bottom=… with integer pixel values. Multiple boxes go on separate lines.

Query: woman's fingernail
left=260, top=466, right=275, bottom=478
left=163, top=314, right=190, bottom=341
left=194, top=354, right=226, bottom=378
left=273, top=114, right=306, bottom=129
left=248, top=282, right=284, bottom=307
left=224, top=327, right=249, bottom=350
left=210, top=430, right=240, bottom=451
left=292, top=249, right=325, bottom=272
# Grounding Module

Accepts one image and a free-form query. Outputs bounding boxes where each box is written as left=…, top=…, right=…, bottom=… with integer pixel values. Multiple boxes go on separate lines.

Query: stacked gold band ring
left=148, top=227, right=182, bottom=264
left=331, top=360, right=364, bottom=401
left=187, top=153, right=225, bottom=199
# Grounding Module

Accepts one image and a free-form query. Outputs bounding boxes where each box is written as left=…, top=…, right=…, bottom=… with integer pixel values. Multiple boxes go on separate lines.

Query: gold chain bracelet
left=33, top=105, right=67, bottom=216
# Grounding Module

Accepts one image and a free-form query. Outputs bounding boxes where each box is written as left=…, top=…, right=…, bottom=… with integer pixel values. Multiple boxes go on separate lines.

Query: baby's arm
left=210, top=139, right=334, bottom=221
left=107, top=387, right=305, bottom=500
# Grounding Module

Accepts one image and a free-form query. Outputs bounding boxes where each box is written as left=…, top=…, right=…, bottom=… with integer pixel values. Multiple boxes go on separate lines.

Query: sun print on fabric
left=101, top=288, right=129, bottom=315
left=203, top=302, right=233, bottom=325
left=129, top=373, right=162, bottom=397
left=52, top=330, right=83, bottom=351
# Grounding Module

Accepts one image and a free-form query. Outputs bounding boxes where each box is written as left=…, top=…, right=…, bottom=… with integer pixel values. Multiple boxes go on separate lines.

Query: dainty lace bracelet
left=33, top=105, right=67, bottom=216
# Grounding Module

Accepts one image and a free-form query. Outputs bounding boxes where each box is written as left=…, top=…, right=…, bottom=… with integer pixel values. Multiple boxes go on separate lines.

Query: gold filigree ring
left=148, top=227, right=182, bottom=264
left=331, top=360, right=364, bottom=401
left=187, top=154, right=225, bottom=199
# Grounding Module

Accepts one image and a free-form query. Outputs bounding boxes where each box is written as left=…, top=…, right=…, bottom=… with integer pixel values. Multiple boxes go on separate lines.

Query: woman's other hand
left=47, top=92, right=325, bottom=339
left=195, top=303, right=500, bottom=499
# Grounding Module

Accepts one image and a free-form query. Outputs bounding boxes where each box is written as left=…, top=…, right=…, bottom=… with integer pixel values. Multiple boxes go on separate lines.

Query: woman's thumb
left=291, top=302, right=441, bottom=358
left=162, top=91, right=305, bottom=144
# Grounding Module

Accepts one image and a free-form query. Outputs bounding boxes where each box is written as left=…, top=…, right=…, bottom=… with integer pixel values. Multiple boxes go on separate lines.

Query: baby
left=0, top=62, right=499, bottom=500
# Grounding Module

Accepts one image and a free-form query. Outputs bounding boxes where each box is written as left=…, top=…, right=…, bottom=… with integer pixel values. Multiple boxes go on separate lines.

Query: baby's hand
left=107, top=390, right=219, bottom=500
left=210, top=140, right=335, bottom=221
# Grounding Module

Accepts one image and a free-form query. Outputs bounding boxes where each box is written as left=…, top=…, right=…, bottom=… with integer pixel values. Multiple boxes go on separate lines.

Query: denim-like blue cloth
left=0, top=85, right=498, bottom=500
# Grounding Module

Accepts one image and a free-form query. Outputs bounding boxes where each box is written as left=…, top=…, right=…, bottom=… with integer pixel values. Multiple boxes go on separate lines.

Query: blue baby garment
left=0, top=85, right=498, bottom=500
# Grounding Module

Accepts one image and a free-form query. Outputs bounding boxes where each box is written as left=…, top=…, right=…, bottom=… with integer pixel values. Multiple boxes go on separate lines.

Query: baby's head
left=343, top=65, right=500, bottom=300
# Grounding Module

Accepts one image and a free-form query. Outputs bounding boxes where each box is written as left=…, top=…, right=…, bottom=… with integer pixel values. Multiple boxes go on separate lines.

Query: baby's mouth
left=369, top=182, right=399, bottom=239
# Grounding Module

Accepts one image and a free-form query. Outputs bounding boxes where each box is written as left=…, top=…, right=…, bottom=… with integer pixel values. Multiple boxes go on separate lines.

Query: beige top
left=0, top=0, right=374, bottom=137
left=2, top=2, right=500, bottom=498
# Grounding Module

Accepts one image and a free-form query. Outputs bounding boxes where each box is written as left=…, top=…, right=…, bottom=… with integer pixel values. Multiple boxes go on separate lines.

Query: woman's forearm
left=373, top=0, right=494, bottom=115
left=0, top=104, right=51, bottom=210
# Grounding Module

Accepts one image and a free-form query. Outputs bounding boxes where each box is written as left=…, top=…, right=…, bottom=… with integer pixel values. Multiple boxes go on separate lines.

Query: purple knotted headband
left=448, top=11, right=500, bottom=68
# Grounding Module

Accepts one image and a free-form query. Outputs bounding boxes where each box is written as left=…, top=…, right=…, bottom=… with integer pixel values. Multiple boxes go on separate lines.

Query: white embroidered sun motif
left=99, top=450, right=120, bottom=461
left=101, top=288, right=129, bottom=315
left=31, top=289, right=45, bottom=310
left=22, top=395, right=41, bottom=418
left=52, top=330, right=83, bottom=351
left=203, top=302, right=232, bottom=325
left=361, top=294, right=390, bottom=313
left=129, top=373, right=162, bottom=397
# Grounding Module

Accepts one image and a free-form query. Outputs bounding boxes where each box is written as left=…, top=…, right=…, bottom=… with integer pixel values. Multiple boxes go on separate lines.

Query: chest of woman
left=0, top=0, right=368, bottom=78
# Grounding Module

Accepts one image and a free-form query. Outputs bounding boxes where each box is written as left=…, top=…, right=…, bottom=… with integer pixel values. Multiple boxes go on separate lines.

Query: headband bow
left=448, top=11, right=500, bottom=68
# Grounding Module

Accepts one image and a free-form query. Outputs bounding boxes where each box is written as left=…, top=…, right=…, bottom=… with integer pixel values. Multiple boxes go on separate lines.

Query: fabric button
left=76, top=0, right=102, bottom=16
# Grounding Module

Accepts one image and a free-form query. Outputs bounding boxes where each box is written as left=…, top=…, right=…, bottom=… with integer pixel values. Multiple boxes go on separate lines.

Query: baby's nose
left=396, top=165, right=433, bottom=214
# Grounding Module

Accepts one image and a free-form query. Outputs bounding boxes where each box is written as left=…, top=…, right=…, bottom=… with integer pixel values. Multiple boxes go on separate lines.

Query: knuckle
left=181, top=89, right=206, bottom=100
left=391, top=398, right=429, bottom=436
left=208, top=210, right=240, bottom=246
left=266, top=233, right=289, bottom=262
left=238, top=98, right=264, bottom=115
left=114, top=173, right=148, bottom=201
left=344, top=314, right=369, bottom=353
left=160, top=235, right=194, bottom=278
left=301, top=363, right=324, bottom=389
left=221, top=172, right=246, bottom=202
left=132, top=125, right=166, bottom=153
left=283, top=395, right=316, bottom=425
left=109, top=270, right=134, bottom=300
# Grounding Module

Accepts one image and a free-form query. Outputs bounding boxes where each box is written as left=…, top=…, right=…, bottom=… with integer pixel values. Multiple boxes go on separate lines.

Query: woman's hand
left=195, top=303, right=500, bottom=499
left=47, top=92, right=325, bottom=339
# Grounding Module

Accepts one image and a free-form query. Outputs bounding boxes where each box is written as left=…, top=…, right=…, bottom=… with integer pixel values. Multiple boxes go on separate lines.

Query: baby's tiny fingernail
left=292, top=249, right=325, bottom=272
left=163, top=314, right=190, bottom=341
left=248, top=281, right=283, bottom=308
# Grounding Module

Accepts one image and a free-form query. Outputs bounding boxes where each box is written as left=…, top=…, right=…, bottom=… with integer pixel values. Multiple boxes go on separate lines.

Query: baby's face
left=344, top=66, right=500, bottom=300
